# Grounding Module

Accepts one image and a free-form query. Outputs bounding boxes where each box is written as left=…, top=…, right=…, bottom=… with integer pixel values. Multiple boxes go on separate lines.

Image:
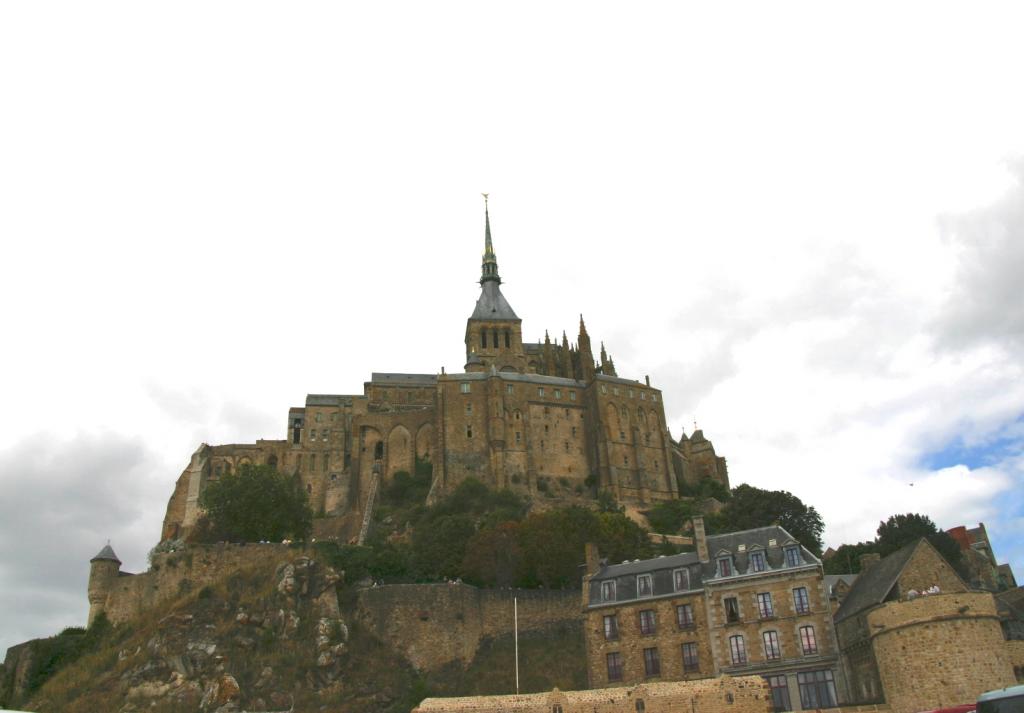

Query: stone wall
left=1007, top=639, right=1024, bottom=682
left=414, top=675, right=772, bottom=713
left=0, top=640, right=36, bottom=709
left=893, top=543, right=969, bottom=598
left=354, top=583, right=579, bottom=672
left=868, top=592, right=1015, bottom=713
left=97, top=544, right=306, bottom=625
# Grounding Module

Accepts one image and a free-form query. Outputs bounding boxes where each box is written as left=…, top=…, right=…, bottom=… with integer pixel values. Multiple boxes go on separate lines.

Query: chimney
left=692, top=517, right=709, bottom=563
left=859, top=553, right=881, bottom=572
left=585, top=542, right=601, bottom=576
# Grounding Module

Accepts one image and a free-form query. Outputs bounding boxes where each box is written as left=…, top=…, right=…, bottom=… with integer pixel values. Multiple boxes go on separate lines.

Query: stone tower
left=464, top=196, right=527, bottom=373
left=87, top=543, right=121, bottom=627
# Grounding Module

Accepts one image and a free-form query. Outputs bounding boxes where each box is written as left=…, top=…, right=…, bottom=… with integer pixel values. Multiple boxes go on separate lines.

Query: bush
left=645, top=499, right=696, bottom=535
left=382, top=469, right=432, bottom=507
left=196, top=463, right=313, bottom=543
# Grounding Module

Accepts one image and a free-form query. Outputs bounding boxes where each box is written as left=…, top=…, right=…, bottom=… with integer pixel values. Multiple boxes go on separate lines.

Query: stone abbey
left=161, top=200, right=730, bottom=543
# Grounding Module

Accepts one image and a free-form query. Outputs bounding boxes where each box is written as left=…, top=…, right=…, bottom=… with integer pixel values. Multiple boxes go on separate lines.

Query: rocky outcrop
left=85, top=556, right=346, bottom=713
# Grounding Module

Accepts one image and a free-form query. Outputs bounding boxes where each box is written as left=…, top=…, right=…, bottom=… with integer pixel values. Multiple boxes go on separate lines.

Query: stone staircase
left=356, top=467, right=381, bottom=546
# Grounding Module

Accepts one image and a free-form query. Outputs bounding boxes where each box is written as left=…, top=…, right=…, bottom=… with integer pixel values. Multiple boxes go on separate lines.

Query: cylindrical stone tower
left=87, top=543, right=121, bottom=627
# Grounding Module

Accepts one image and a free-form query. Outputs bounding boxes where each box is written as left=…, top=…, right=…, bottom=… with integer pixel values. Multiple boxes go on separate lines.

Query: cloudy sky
left=2, top=2, right=1023, bottom=655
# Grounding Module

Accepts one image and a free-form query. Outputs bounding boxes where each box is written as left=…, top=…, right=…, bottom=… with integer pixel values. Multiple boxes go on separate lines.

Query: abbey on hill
left=161, top=199, right=730, bottom=544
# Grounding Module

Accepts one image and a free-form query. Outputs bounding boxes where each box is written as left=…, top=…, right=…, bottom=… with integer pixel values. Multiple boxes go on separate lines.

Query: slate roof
left=824, top=574, right=859, bottom=597
left=833, top=539, right=922, bottom=622
left=305, top=394, right=356, bottom=406
left=91, top=544, right=121, bottom=564
left=469, top=281, right=519, bottom=321
left=587, top=525, right=819, bottom=608
left=369, top=373, right=438, bottom=386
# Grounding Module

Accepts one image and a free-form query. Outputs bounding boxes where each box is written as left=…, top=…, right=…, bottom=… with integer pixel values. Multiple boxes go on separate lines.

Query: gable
left=895, top=539, right=969, bottom=597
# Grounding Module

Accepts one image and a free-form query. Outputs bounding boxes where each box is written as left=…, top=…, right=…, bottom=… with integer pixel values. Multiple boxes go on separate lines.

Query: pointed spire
left=578, top=314, right=595, bottom=382
left=560, top=331, right=572, bottom=377
left=480, top=193, right=501, bottom=285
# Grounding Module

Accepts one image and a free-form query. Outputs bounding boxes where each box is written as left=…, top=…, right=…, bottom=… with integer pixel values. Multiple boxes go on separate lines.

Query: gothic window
left=374, top=442, right=384, bottom=459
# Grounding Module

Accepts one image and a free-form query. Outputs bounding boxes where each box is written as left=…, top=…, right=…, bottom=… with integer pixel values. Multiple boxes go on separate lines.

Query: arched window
left=480, top=331, right=486, bottom=349
left=492, top=329, right=499, bottom=348
left=504, top=330, right=511, bottom=348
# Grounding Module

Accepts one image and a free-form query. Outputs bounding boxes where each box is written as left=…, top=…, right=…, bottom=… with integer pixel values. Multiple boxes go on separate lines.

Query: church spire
left=480, top=193, right=500, bottom=285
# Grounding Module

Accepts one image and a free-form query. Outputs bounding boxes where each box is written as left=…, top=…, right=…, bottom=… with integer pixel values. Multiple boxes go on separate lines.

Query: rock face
left=0, top=640, right=36, bottom=708
left=99, top=556, right=346, bottom=713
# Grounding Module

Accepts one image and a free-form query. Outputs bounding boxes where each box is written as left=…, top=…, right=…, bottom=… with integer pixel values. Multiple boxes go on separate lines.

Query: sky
left=1, top=1, right=1023, bottom=655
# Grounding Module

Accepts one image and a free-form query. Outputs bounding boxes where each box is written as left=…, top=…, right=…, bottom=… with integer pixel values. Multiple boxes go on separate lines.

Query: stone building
left=581, top=517, right=841, bottom=712
left=161, top=201, right=730, bottom=543
left=833, top=538, right=1018, bottom=713
left=945, top=523, right=1018, bottom=592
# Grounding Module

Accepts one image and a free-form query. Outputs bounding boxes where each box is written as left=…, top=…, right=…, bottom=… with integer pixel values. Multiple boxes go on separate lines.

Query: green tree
left=875, top=513, right=965, bottom=576
left=822, top=541, right=878, bottom=575
left=462, top=521, right=523, bottom=587
left=645, top=499, right=696, bottom=535
left=196, top=463, right=313, bottom=543
left=711, top=484, right=825, bottom=555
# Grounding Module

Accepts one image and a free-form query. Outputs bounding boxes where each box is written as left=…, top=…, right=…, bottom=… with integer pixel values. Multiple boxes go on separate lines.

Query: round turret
left=87, top=543, right=121, bottom=627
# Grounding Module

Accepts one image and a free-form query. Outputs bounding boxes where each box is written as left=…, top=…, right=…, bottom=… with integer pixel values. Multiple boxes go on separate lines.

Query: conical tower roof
left=91, top=543, right=121, bottom=564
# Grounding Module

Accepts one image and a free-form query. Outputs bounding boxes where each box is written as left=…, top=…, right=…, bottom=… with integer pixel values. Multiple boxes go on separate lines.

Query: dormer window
left=637, top=574, right=653, bottom=597
left=718, top=557, right=733, bottom=577
left=601, top=580, right=616, bottom=602
left=785, top=546, right=802, bottom=567
left=749, top=551, right=766, bottom=572
left=673, top=568, right=690, bottom=591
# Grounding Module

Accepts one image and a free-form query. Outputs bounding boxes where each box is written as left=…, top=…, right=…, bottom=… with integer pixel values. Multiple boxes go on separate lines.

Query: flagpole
left=514, top=596, right=520, bottom=694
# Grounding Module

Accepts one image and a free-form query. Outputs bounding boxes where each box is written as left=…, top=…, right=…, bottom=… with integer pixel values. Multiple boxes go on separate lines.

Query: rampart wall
left=867, top=592, right=1015, bottom=713
left=98, top=544, right=305, bottom=625
left=355, top=583, right=579, bottom=672
left=414, top=675, right=773, bottom=713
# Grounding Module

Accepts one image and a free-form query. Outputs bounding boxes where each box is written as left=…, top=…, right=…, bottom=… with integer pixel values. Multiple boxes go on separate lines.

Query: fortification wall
left=415, top=675, right=772, bottom=713
left=355, top=583, right=579, bottom=672
left=1008, top=639, right=1024, bottom=682
left=99, top=544, right=305, bottom=625
left=868, top=592, right=1014, bottom=713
